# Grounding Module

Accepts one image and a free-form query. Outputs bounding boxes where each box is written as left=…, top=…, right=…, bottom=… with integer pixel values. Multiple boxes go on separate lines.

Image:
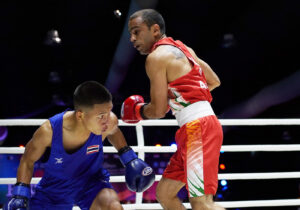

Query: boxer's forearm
left=17, top=158, right=34, bottom=185
left=107, top=128, right=128, bottom=151
left=143, top=103, right=167, bottom=119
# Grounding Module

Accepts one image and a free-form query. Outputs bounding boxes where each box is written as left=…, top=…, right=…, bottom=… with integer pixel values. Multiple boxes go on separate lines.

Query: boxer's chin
left=101, top=125, right=108, bottom=132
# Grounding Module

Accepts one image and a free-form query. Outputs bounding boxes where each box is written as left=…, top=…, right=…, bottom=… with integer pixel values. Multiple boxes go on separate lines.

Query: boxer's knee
left=156, top=178, right=185, bottom=203
left=91, top=188, right=123, bottom=210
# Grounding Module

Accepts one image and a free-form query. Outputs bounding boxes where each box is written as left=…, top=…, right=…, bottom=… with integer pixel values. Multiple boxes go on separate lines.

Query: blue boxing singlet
left=31, top=110, right=111, bottom=208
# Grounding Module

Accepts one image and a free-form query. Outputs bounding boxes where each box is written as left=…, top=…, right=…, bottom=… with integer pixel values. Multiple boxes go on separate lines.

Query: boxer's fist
left=125, top=158, right=155, bottom=192
left=4, top=183, right=30, bottom=210
left=121, top=95, right=145, bottom=123
left=119, top=146, right=155, bottom=192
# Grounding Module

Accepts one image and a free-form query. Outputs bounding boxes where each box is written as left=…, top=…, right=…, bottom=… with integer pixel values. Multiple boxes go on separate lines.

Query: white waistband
left=175, top=101, right=215, bottom=127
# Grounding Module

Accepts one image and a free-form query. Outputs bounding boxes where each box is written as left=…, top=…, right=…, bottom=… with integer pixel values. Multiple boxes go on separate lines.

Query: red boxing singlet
left=151, top=37, right=212, bottom=115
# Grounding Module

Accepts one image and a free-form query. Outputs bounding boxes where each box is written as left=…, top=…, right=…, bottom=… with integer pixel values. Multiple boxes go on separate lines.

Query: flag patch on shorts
left=86, top=145, right=99, bottom=155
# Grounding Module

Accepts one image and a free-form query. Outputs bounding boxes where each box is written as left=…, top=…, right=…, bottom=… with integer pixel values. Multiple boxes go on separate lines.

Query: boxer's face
left=129, top=16, right=159, bottom=55
left=82, top=102, right=113, bottom=135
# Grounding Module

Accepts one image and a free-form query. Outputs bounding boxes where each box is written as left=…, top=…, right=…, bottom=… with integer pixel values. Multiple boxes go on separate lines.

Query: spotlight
left=44, top=29, right=61, bottom=46
left=221, top=186, right=228, bottom=191
left=220, top=180, right=227, bottom=186
left=48, top=71, right=61, bottom=84
left=153, top=161, right=159, bottom=167
left=113, top=9, right=122, bottom=18
left=216, top=194, right=223, bottom=199
left=221, top=33, right=236, bottom=48
left=170, top=143, right=177, bottom=148
left=220, top=164, right=226, bottom=170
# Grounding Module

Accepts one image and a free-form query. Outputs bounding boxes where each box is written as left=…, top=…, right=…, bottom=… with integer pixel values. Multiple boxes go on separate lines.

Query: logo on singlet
left=199, top=81, right=208, bottom=89
left=55, top=158, right=63, bottom=164
left=142, top=167, right=153, bottom=176
left=87, top=145, right=100, bottom=155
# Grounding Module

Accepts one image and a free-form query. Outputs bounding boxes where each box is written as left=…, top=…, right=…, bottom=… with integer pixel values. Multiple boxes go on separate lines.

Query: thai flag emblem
left=86, top=145, right=100, bottom=155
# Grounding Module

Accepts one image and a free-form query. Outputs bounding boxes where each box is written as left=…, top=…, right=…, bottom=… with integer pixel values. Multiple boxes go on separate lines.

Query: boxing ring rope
left=0, top=119, right=300, bottom=209
left=1, top=118, right=300, bottom=126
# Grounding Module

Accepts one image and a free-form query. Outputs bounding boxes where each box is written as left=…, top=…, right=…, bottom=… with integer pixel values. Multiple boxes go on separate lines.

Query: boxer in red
left=121, top=9, right=224, bottom=210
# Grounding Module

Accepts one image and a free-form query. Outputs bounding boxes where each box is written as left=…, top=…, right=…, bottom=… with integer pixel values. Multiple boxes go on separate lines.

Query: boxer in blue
left=5, top=81, right=155, bottom=210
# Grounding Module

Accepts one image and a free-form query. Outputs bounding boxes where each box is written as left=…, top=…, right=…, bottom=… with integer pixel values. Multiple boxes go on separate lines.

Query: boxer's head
left=129, top=9, right=165, bottom=55
left=73, top=81, right=113, bottom=134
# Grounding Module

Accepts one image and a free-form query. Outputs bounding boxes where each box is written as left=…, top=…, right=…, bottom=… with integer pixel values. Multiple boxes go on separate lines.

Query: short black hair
left=130, top=9, right=166, bottom=34
left=73, top=81, right=112, bottom=110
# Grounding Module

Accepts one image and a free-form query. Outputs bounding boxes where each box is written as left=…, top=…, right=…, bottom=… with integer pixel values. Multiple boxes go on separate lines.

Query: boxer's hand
left=119, top=146, right=155, bottom=192
left=4, top=183, right=30, bottom=210
left=121, top=95, right=146, bottom=123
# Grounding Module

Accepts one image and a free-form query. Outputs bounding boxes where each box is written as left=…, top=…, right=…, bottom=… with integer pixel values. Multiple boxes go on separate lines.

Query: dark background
left=0, top=0, right=300, bottom=209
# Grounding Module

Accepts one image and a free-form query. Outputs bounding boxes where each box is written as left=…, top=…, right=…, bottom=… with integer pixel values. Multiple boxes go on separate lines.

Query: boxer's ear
left=152, top=24, right=160, bottom=36
left=75, top=110, right=84, bottom=121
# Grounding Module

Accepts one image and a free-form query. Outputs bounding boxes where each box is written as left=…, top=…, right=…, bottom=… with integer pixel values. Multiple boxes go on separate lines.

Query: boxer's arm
left=143, top=52, right=169, bottom=119
left=103, top=112, right=127, bottom=151
left=186, top=46, right=221, bottom=91
left=17, top=121, right=52, bottom=184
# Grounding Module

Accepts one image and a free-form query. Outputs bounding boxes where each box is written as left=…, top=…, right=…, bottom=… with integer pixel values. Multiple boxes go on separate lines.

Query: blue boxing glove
left=4, top=182, right=30, bottom=210
left=119, top=146, right=155, bottom=192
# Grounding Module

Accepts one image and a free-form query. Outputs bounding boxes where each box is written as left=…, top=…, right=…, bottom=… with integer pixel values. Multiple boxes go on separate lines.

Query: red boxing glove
left=121, top=95, right=146, bottom=123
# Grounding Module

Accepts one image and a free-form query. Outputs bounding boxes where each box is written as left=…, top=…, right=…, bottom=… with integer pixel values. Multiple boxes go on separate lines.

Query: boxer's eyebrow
left=129, top=26, right=139, bottom=33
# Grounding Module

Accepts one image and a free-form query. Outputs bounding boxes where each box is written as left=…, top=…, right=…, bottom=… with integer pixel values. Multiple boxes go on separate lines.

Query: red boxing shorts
left=163, top=115, right=223, bottom=197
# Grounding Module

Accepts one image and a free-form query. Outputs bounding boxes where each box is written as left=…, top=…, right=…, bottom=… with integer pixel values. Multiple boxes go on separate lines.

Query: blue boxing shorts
left=30, top=179, right=113, bottom=210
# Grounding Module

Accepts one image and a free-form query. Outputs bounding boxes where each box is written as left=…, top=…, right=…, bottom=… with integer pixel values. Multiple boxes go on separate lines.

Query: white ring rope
left=1, top=119, right=300, bottom=126
left=1, top=199, right=300, bottom=210
left=1, top=171, right=300, bottom=185
left=1, top=144, right=300, bottom=154
left=118, top=199, right=300, bottom=209
left=117, top=199, right=300, bottom=209
left=0, top=118, right=299, bottom=209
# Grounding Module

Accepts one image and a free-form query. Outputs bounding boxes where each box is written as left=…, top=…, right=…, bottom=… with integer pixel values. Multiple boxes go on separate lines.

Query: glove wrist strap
left=16, top=182, right=30, bottom=188
left=119, top=146, right=138, bottom=167
left=118, top=146, right=131, bottom=155
left=13, top=182, right=31, bottom=199
left=135, top=103, right=148, bottom=120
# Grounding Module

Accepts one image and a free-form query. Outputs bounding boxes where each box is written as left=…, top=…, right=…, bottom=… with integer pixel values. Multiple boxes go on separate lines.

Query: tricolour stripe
left=186, top=120, right=204, bottom=197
